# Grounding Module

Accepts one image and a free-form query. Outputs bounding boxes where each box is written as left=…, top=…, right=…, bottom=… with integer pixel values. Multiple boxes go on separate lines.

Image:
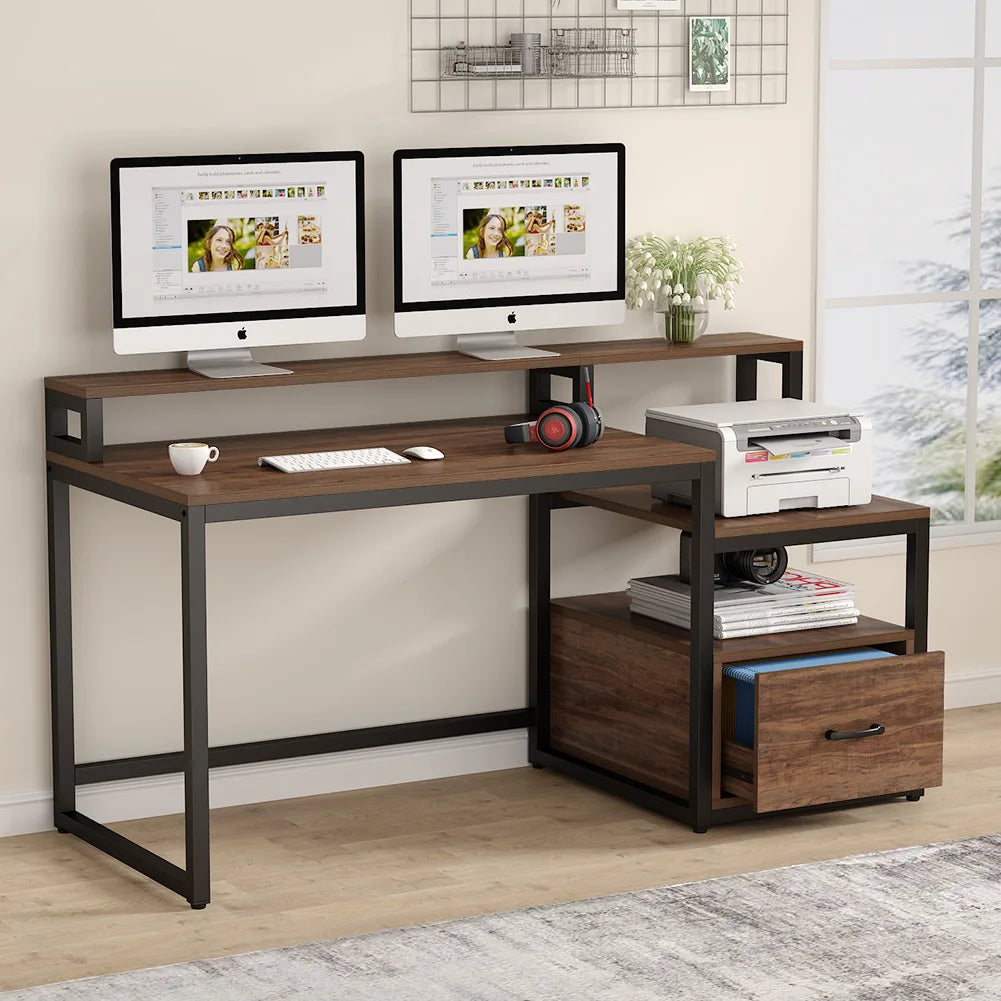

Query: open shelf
left=43, top=332, right=802, bottom=400
left=551, top=592, right=915, bottom=665
left=558, top=486, right=930, bottom=550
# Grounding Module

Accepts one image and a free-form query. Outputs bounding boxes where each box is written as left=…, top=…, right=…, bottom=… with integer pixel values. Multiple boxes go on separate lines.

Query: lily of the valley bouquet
left=626, top=233, right=743, bottom=342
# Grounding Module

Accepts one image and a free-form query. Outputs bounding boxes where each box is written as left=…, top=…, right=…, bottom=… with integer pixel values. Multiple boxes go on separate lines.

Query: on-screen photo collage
left=186, top=214, right=323, bottom=273
left=459, top=173, right=588, bottom=262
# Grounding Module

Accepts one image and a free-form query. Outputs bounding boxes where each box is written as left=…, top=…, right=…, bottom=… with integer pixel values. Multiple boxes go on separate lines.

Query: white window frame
left=814, top=0, right=1001, bottom=562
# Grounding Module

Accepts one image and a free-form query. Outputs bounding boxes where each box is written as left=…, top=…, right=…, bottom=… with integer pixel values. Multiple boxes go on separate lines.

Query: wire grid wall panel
left=410, top=0, right=789, bottom=113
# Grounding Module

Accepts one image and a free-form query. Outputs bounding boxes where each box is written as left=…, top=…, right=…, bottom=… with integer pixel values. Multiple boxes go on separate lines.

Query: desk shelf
left=551, top=593, right=915, bottom=664
left=558, top=486, right=931, bottom=551
left=44, top=332, right=802, bottom=399
left=44, top=333, right=803, bottom=466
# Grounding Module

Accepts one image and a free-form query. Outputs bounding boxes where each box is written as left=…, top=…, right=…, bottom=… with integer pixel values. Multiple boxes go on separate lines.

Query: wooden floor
left=2, top=703, right=999, bottom=992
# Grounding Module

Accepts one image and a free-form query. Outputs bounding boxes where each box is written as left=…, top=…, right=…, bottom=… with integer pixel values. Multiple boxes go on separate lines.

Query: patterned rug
left=5, top=834, right=1000, bottom=1000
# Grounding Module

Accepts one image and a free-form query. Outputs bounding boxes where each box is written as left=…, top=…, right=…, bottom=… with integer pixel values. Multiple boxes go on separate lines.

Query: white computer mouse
left=401, top=445, right=445, bottom=461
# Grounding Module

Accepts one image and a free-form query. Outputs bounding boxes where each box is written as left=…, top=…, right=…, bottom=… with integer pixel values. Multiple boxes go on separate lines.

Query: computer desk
left=45, top=411, right=718, bottom=909
left=44, top=337, right=940, bottom=906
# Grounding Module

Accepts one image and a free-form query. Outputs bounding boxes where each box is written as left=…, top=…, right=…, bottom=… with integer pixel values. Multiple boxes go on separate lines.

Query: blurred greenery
left=187, top=217, right=257, bottom=271
left=462, top=207, right=526, bottom=258
left=867, top=192, right=1001, bottom=524
left=691, top=17, right=729, bottom=87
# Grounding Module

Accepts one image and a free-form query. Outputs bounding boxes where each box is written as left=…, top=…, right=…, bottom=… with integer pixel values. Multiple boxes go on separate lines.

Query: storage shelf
left=44, top=332, right=802, bottom=401
left=558, top=486, right=930, bottom=551
left=551, top=592, right=915, bottom=665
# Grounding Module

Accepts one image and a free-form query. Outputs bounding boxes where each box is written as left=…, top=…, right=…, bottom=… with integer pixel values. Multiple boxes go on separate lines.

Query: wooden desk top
left=47, top=416, right=714, bottom=509
left=43, top=333, right=803, bottom=400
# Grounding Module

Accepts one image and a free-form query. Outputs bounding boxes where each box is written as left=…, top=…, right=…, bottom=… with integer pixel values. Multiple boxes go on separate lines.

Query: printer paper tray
left=749, top=434, right=847, bottom=456
left=746, top=477, right=850, bottom=514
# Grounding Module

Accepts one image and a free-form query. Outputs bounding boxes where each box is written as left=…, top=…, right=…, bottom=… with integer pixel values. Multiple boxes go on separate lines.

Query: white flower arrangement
left=625, top=233, right=743, bottom=312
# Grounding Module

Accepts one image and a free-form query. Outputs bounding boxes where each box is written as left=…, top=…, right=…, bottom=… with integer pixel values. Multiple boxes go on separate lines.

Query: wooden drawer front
left=728, top=652, right=944, bottom=814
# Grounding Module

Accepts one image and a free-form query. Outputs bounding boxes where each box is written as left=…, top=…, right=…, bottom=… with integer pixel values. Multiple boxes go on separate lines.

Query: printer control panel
left=731, top=416, right=862, bottom=452
left=744, top=419, right=852, bottom=433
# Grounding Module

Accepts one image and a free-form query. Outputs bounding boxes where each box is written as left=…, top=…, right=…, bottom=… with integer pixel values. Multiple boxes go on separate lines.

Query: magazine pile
left=627, top=568, right=858, bottom=640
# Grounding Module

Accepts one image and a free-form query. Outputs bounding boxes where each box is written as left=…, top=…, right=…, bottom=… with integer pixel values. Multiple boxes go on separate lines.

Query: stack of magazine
left=626, top=569, right=858, bottom=640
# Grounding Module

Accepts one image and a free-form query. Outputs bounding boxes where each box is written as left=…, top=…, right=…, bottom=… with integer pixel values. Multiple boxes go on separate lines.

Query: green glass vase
left=666, top=303, right=696, bottom=343
left=664, top=302, right=708, bottom=344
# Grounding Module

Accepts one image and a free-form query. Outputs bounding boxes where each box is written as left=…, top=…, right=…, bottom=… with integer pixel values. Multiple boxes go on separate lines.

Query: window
left=817, top=0, right=1001, bottom=556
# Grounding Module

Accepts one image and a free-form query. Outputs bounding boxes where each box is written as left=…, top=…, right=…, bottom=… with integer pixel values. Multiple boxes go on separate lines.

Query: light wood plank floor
left=2, top=703, right=999, bottom=992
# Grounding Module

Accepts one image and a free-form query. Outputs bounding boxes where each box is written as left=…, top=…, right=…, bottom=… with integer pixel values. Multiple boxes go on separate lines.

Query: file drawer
left=721, top=651, right=944, bottom=813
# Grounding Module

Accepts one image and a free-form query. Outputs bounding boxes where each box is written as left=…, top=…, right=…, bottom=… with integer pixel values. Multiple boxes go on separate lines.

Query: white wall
left=2, top=1, right=995, bottom=829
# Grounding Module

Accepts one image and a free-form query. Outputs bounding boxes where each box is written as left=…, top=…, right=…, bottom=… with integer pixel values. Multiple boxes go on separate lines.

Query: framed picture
left=689, top=16, right=731, bottom=92
left=617, top=0, right=682, bottom=10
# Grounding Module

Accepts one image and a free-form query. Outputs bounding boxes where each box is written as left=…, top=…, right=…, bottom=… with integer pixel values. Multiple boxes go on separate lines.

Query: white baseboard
left=0, top=729, right=528, bottom=839
left=944, top=669, right=1001, bottom=710
left=4, top=676, right=1000, bottom=840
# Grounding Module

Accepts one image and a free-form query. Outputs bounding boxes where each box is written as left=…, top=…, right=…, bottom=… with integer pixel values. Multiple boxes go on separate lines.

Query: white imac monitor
left=112, top=151, right=365, bottom=378
left=394, top=143, right=625, bottom=361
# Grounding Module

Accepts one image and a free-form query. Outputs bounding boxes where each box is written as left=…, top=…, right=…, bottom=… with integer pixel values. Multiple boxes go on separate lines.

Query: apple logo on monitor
left=508, top=312, right=517, bottom=325
left=237, top=327, right=247, bottom=340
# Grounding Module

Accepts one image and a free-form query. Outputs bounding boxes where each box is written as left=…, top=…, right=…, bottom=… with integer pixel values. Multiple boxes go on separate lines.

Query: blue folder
left=723, top=648, right=897, bottom=748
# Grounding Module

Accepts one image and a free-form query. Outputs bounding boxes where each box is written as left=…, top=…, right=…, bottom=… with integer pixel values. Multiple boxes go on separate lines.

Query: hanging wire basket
left=442, top=29, right=637, bottom=80
left=442, top=43, right=524, bottom=78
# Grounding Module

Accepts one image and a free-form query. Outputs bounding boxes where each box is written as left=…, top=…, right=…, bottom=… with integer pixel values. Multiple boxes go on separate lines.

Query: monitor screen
left=394, top=144, right=624, bottom=328
left=112, top=152, right=365, bottom=355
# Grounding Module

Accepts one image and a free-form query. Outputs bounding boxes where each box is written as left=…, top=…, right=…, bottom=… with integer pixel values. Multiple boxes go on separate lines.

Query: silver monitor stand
left=456, top=333, right=560, bottom=361
left=186, top=349, right=293, bottom=379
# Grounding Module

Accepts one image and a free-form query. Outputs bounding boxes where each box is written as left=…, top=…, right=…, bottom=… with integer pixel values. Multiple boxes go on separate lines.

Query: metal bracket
left=45, top=389, right=104, bottom=463
left=735, top=350, right=804, bottom=402
left=527, top=365, right=595, bottom=417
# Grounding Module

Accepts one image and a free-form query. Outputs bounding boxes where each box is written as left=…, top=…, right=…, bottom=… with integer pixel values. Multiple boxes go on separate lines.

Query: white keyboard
left=258, top=447, right=411, bottom=473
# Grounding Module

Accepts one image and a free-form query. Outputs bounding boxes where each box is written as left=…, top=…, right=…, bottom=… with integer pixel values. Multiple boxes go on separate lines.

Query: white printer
left=646, top=399, right=872, bottom=517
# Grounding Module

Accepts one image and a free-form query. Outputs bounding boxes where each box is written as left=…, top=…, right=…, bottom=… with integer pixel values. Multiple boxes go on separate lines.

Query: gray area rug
left=6, top=834, right=1001, bottom=1000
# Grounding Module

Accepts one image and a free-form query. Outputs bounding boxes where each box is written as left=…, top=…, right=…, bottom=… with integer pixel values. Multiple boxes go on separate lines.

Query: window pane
left=822, top=303, right=968, bottom=524
left=823, top=69, right=972, bottom=299
left=988, top=0, right=1001, bottom=57
left=828, top=0, right=975, bottom=61
left=983, top=70, right=1001, bottom=289
left=978, top=300, right=1001, bottom=522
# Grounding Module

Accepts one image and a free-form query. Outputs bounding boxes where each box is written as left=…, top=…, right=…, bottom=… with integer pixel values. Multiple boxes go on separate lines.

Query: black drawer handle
left=826, top=723, right=885, bottom=741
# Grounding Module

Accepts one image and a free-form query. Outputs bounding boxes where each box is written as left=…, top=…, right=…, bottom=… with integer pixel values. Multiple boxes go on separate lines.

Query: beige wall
left=1, top=1, right=995, bottom=803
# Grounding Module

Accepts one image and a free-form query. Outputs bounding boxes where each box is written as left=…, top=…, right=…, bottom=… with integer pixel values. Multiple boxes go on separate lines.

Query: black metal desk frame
left=45, top=349, right=801, bottom=908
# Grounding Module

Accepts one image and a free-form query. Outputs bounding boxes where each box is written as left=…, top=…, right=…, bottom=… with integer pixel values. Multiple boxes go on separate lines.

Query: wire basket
left=549, top=28, right=635, bottom=52
left=546, top=27, right=636, bottom=77
left=442, top=43, right=523, bottom=78
left=546, top=48, right=636, bottom=77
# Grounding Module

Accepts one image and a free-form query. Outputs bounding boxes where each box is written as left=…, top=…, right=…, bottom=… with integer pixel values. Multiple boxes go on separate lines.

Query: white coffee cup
left=169, top=442, right=220, bottom=476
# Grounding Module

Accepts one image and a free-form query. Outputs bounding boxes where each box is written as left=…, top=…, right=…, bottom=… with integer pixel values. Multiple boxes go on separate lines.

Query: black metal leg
left=688, top=460, right=716, bottom=833
left=906, top=790, right=925, bottom=802
left=45, top=390, right=104, bottom=463
left=527, top=366, right=594, bottom=416
left=735, top=356, right=757, bottom=402
left=528, top=370, right=550, bottom=418
left=905, top=519, right=930, bottom=654
left=736, top=351, right=804, bottom=402
left=528, top=493, right=552, bottom=764
left=181, top=506, right=211, bottom=908
left=47, top=469, right=76, bottom=823
left=781, top=351, right=804, bottom=400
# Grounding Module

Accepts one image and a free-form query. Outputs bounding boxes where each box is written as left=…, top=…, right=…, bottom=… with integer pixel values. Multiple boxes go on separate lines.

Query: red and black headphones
left=504, top=370, right=604, bottom=451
